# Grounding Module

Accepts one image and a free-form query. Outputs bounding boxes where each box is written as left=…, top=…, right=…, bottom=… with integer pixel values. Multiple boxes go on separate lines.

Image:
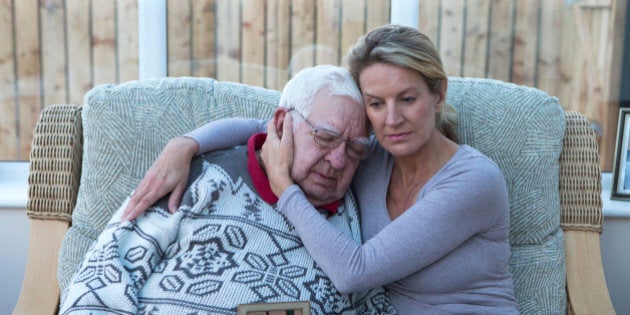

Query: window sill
left=1, top=162, right=627, bottom=218
left=0, top=162, right=28, bottom=209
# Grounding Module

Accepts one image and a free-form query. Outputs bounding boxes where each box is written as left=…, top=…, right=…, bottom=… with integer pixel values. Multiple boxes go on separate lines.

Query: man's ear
left=273, top=108, right=289, bottom=139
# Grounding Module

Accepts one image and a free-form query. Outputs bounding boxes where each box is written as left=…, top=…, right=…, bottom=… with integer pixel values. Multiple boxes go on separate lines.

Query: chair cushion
left=57, top=77, right=280, bottom=293
left=447, top=77, right=566, bottom=313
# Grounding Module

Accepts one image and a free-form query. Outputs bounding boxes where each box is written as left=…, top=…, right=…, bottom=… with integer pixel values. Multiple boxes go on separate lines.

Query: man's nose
left=325, top=142, right=348, bottom=169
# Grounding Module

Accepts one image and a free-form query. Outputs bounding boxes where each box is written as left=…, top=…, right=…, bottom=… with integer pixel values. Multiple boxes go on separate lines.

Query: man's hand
left=121, top=136, right=199, bottom=221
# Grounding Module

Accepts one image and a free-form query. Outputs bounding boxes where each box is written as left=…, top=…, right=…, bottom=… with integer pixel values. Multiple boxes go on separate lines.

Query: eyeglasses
left=288, top=108, right=370, bottom=160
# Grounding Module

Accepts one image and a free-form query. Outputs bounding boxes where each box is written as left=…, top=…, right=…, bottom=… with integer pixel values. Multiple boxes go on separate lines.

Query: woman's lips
left=387, top=132, right=411, bottom=142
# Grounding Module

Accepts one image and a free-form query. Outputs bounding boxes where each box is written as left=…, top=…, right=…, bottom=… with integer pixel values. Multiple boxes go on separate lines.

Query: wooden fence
left=0, top=0, right=626, bottom=170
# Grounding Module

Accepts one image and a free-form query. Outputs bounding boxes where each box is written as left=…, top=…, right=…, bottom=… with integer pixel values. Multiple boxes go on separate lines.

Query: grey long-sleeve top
left=187, top=118, right=519, bottom=314
left=279, top=144, right=518, bottom=314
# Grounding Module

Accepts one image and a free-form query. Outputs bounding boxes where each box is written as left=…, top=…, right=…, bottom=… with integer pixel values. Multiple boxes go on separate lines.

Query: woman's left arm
left=277, top=159, right=508, bottom=293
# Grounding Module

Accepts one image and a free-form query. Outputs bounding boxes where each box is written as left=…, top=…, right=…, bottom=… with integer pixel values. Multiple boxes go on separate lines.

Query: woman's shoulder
left=446, top=145, right=506, bottom=184
left=455, top=145, right=500, bottom=169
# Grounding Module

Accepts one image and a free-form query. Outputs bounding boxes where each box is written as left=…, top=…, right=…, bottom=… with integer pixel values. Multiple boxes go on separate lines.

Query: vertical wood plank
left=340, top=0, right=365, bottom=63
left=536, top=0, right=563, bottom=97
left=590, top=6, right=613, bottom=145
left=290, top=0, right=316, bottom=77
left=511, top=0, right=539, bottom=86
left=0, top=0, right=16, bottom=159
left=92, top=0, right=117, bottom=85
left=40, top=0, right=67, bottom=106
left=601, top=0, right=627, bottom=170
left=315, top=0, right=341, bottom=65
left=66, top=0, right=91, bottom=105
left=117, top=0, right=139, bottom=83
left=419, top=0, right=441, bottom=46
left=569, top=6, right=605, bottom=134
left=486, top=0, right=513, bottom=81
left=266, top=0, right=290, bottom=90
left=462, top=0, right=490, bottom=78
left=559, top=5, right=580, bottom=114
left=365, top=0, right=390, bottom=32
left=242, top=0, right=265, bottom=86
left=440, top=0, right=465, bottom=77
left=15, top=0, right=41, bottom=159
left=167, top=0, right=192, bottom=77
left=215, top=0, right=239, bottom=81
left=593, top=8, right=610, bottom=83
left=216, top=0, right=242, bottom=81
left=192, top=0, right=216, bottom=78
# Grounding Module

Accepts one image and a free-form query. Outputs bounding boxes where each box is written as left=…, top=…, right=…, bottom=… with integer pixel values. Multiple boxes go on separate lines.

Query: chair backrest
left=447, top=77, right=567, bottom=313
left=57, top=76, right=568, bottom=313
left=57, top=77, right=281, bottom=294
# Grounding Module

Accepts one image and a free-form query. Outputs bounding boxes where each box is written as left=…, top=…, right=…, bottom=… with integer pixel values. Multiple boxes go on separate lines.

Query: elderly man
left=59, top=66, right=396, bottom=314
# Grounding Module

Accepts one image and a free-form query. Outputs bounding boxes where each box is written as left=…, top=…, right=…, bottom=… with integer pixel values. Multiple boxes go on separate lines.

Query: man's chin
left=300, top=185, right=343, bottom=206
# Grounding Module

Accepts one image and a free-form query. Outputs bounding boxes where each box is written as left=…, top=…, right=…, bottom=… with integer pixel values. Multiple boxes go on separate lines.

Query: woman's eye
left=402, top=96, right=416, bottom=103
left=368, top=101, right=382, bottom=107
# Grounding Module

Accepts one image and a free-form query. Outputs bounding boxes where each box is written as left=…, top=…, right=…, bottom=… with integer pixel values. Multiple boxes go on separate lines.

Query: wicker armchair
left=14, top=77, right=615, bottom=314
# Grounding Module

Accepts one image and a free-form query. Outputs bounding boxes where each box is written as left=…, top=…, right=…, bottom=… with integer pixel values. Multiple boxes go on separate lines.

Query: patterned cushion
left=447, top=77, right=566, bottom=313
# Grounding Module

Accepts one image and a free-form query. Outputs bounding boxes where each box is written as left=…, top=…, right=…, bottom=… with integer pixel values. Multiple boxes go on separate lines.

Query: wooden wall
left=0, top=0, right=626, bottom=170
left=418, top=0, right=627, bottom=170
left=0, top=0, right=139, bottom=160
left=165, top=0, right=390, bottom=89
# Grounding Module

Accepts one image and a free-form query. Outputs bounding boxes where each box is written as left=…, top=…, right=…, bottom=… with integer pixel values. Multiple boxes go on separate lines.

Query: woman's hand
left=121, top=136, right=199, bottom=221
left=261, top=113, right=295, bottom=198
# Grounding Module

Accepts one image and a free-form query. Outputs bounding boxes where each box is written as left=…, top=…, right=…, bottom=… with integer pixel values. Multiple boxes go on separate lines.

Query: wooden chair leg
left=564, top=230, right=615, bottom=315
left=13, top=219, right=69, bottom=315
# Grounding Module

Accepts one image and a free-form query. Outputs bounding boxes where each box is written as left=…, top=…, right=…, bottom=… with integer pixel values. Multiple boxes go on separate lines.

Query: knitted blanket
left=59, top=147, right=396, bottom=314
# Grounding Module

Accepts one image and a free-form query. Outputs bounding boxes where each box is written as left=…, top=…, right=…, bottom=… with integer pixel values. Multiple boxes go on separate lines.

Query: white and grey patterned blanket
left=59, top=148, right=396, bottom=314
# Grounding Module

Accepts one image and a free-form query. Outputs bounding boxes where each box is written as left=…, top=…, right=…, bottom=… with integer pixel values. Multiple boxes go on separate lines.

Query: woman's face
left=359, top=62, right=444, bottom=159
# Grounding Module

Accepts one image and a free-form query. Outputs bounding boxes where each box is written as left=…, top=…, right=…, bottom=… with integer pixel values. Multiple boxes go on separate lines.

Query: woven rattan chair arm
left=27, top=104, right=83, bottom=223
left=559, top=111, right=603, bottom=233
left=560, top=111, right=614, bottom=314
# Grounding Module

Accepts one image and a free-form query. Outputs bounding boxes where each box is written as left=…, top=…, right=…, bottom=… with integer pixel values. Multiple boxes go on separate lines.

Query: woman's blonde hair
left=345, top=24, right=458, bottom=142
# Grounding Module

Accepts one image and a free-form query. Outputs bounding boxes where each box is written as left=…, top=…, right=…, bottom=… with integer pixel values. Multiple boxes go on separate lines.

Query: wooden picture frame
left=612, top=108, right=630, bottom=200
left=237, top=301, right=311, bottom=315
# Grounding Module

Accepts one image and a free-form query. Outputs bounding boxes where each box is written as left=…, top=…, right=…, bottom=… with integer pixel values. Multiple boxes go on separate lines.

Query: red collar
left=247, top=133, right=340, bottom=215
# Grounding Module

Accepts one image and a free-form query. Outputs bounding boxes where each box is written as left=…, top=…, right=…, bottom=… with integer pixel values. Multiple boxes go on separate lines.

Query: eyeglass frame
left=287, top=108, right=371, bottom=160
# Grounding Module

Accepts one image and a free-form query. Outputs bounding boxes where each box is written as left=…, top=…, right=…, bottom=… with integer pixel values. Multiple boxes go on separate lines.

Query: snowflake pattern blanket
left=59, top=146, right=396, bottom=314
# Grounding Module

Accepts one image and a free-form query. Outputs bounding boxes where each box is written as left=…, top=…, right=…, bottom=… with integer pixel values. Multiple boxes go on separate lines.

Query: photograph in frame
left=612, top=108, right=630, bottom=200
left=237, top=300, right=310, bottom=315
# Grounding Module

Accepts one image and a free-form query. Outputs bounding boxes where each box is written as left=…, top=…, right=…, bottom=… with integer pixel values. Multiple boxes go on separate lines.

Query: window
left=0, top=0, right=626, bottom=166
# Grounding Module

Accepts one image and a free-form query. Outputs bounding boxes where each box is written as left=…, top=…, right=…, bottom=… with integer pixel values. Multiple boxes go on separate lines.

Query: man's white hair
left=279, top=65, right=363, bottom=117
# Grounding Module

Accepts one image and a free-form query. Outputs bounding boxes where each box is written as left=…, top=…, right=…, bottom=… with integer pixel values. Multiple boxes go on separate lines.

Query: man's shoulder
left=196, top=145, right=248, bottom=162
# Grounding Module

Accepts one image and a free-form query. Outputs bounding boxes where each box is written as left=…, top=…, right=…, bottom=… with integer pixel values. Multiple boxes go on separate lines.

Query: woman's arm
left=261, top=118, right=507, bottom=292
left=186, top=117, right=267, bottom=153
left=277, top=159, right=507, bottom=293
left=121, top=118, right=267, bottom=221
